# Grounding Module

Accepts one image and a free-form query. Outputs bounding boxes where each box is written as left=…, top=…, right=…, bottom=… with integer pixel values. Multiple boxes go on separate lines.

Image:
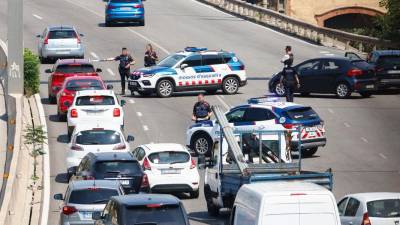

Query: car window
left=95, top=161, right=141, bottom=176
left=297, top=60, right=321, bottom=74
left=148, top=151, right=190, bottom=164
left=283, top=107, right=320, bottom=121
left=76, top=96, right=115, bottom=106
left=352, top=60, right=371, bottom=69
left=48, top=30, right=77, bottom=39
left=66, top=79, right=103, bottom=91
left=55, top=64, right=95, bottom=73
left=344, top=198, right=360, bottom=217
left=125, top=205, right=186, bottom=225
left=202, top=54, right=224, bottom=66
left=182, top=54, right=202, bottom=67
left=221, top=53, right=233, bottom=63
left=158, top=54, right=185, bottom=67
left=136, top=148, right=146, bottom=161
left=76, top=130, right=121, bottom=145
left=226, top=108, right=246, bottom=123
left=244, top=108, right=275, bottom=121
left=68, top=188, right=119, bottom=204
left=110, top=202, right=118, bottom=225
left=377, top=55, right=400, bottom=68
left=367, top=199, right=400, bottom=218
left=322, top=60, right=341, bottom=71
left=337, top=198, right=348, bottom=216
left=78, top=157, right=88, bottom=172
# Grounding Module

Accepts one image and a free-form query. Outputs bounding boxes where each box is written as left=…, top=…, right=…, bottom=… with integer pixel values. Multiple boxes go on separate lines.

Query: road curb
left=34, top=94, right=50, bottom=225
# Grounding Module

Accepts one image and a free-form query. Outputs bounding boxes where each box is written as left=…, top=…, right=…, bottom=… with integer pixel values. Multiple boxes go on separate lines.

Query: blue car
left=105, top=0, right=145, bottom=26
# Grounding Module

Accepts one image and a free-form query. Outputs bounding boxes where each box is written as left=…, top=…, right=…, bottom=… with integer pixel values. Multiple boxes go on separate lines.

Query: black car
left=69, top=152, right=149, bottom=194
left=367, top=50, right=400, bottom=90
left=269, top=57, right=377, bottom=98
left=92, top=194, right=190, bottom=225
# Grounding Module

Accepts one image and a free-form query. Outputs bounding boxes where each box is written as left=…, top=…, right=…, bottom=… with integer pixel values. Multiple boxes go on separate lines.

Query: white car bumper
left=147, top=171, right=200, bottom=193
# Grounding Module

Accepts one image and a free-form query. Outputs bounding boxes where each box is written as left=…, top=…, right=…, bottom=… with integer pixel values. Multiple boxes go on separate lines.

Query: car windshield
left=158, top=54, right=185, bottom=67
left=48, top=30, right=77, bottom=39
left=95, top=161, right=141, bottom=175
left=284, top=107, right=320, bottom=121
left=124, top=205, right=186, bottom=225
left=75, top=96, right=115, bottom=106
left=66, top=79, right=103, bottom=91
left=148, top=151, right=190, bottom=164
left=367, top=199, right=400, bottom=218
left=378, top=56, right=400, bottom=68
left=55, top=64, right=95, bottom=73
left=68, top=188, right=119, bottom=204
left=76, top=130, right=121, bottom=145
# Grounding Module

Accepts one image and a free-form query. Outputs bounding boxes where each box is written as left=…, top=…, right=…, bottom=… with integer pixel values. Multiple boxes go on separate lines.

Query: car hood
left=135, top=66, right=177, bottom=75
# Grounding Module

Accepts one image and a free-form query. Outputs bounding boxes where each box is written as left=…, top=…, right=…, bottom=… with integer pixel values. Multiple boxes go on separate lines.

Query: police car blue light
left=184, top=47, right=208, bottom=52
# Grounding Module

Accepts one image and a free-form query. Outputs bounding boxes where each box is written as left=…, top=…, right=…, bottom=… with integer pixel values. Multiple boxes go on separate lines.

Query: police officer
left=107, top=48, right=135, bottom=95
left=280, top=54, right=300, bottom=102
left=192, top=94, right=212, bottom=122
left=144, top=43, right=158, bottom=67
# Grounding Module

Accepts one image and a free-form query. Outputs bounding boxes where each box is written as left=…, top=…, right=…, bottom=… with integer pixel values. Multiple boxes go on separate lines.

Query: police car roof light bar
left=248, top=95, right=281, bottom=104
left=184, top=47, right=208, bottom=52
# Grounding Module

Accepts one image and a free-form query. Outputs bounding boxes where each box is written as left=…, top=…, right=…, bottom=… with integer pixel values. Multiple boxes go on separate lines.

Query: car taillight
left=347, top=69, right=363, bottom=77
left=361, top=213, right=371, bottom=225
left=133, top=4, right=143, bottom=8
left=43, top=35, right=49, bottom=45
left=143, top=158, right=151, bottom=170
left=70, top=109, right=78, bottom=118
left=62, top=206, right=77, bottom=215
left=113, top=143, right=126, bottom=150
left=113, top=108, right=121, bottom=117
left=146, top=203, right=162, bottom=208
left=70, top=144, right=83, bottom=151
left=141, top=174, right=149, bottom=188
left=83, top=175, right=95, bottom=180
left=190, top=158, right=196, bottom=169
left=283, top=123, right=299, bottom=129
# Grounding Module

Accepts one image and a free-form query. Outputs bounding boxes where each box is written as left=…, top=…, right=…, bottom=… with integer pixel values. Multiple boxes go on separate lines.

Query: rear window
left=76, top=130, right=121, bottom=145
left=76, top=96, right=115, bottom=106
left=148, top=151, right=190, bottom=164
left=351, top=60, right=371, bottom=69
left=125, top=205, right=186, bottom=225
left=55, top=64, right=95, bottom=73
left=68, top=188, right=119, bottom=204
left=95, top=161, right=141, bottom=175
left=66, top=79, right=103, bottom=91
left=284, top=107, right=319, bottom=121
left=48, top=30, right=77, bottom=39
left=367, top=199, right=400, bottom=218
left=378, top=55, right=400, bottom=68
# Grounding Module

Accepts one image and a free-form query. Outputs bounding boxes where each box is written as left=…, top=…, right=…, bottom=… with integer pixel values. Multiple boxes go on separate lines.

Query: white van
left=230, top=182, right=341, bottom=225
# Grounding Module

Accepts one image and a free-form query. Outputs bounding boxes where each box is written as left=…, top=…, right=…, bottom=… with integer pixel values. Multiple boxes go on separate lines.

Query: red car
left=56, top=76, right=112, bottom=121
left=46, top=59, right=102, bottom=104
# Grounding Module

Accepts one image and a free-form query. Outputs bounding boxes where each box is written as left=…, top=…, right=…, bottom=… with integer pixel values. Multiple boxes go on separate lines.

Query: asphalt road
left=1, top=0, right=400, bottom=224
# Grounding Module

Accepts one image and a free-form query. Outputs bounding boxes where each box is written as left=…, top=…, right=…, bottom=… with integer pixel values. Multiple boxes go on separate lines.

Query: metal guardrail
left=198, top=0, right=397, bottom=51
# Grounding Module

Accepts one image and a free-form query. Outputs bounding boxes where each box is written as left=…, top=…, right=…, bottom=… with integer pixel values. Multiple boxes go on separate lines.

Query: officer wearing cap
left=192, top=94, right=212, bottom=122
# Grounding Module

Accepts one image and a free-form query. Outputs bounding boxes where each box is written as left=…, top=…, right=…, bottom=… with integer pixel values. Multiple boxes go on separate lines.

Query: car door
left=341, top=197, right=362, bottom=225
left=177, top=54, right=202, bottom=87
left=295, top=59, right=322, bottom=93
left=319, top=59, right=344, bottom=92
left=200, top=54, right=226, bottom=85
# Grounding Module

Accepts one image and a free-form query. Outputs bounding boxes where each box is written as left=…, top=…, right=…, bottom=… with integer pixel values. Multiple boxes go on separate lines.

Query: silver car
left=54, top=180, right=124, bottom=225
left=37, top=25, right=85, bottom=63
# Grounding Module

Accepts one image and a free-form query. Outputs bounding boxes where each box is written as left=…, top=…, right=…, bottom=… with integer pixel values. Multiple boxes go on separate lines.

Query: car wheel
left=49, top=95, right=56, bottom=104
left=222, top=77, right=239, bottom=95
left=138, top=19, right=145, bottom=26
left=156, top=79, right=174, bottom=98
left=273, top=82, right=286, bottom=97
left=204, top=185, right=219, bottom=216
left=58, top=111, right=66, bottom=122
left=105, top=20, right=113, bottom=27
left=191, top=133, right=212, bottom=156
left=336, top=83, right=351, bottom=98
left=301, top=147, right=318, bottom=157
left=360, top=92, right=372, bottom=98
left=190, top=189, right=199, bottom=199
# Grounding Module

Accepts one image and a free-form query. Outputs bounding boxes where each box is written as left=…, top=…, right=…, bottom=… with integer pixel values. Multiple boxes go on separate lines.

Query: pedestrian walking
left=144, top=43, right=158, bottom=67
left=107, top=47, right=135, bottom=95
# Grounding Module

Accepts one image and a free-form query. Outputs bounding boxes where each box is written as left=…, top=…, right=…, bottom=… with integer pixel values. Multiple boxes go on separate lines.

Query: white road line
left=137, top=112, right=143, bottom=117
left=220, top=95, right=225, bottom=99
left=325, top=53, right=335, bottom=56
left=343, top=122, right=351, bottom=128
left=90, top=52, right=99, bottom=59
left=107, top=68, right=115, bottom=76
left=327, top=108, right=334, bottom=114
left=129, top=99, right=135, bottom=104
left=379, top=153, right=387, bottom=160
left=320, top=51, right=330, bottom=54
left=33, top=14, right=43, bottom=20
left=143, top=125, right=149, bottom=131
left=361, top=137, right=369, bottom=143
left=216, top=95, right=230, bottom=110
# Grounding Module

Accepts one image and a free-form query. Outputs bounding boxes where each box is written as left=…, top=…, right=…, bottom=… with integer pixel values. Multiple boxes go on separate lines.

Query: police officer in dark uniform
left=192, top=94, right=212, bottom=122
left=107, top=48, right=135, bottom=95
left=280, top=54, right=300, bottom=102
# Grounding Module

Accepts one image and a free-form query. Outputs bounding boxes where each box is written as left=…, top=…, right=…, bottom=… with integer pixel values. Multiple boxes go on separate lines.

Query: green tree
left=23, top=48, right=40, bottom=96
left=378, top=0, right=400, bottom=44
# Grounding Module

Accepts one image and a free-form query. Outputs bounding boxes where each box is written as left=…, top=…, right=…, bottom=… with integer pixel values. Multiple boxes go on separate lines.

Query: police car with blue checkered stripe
left=186, top=96, right=326, bottom=157
left=128, top=47, right=247, bottom=97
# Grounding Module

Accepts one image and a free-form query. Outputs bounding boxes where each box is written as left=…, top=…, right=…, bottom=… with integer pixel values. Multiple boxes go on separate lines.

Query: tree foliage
left=378, top=0, right=400, bottom=44
left=24, top=48, right=40, bottom=96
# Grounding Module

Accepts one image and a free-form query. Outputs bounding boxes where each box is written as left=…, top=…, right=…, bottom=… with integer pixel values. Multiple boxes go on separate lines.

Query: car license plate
left=120, top=180, right=130, bottom=185
left=56, top=51, right=70, bottom=55
left=162, top=169, right=180, bottom=174
left=305, top=127, right=317, bottom=132
left=120, top=7, right=131, bottom=10
left=81, top=211, right=92, bottom=220
left=366, top=84, right=374, bottom=89
left=86, top=111, right=97, bottom=116
left=387, top=70, right=400, bottom=74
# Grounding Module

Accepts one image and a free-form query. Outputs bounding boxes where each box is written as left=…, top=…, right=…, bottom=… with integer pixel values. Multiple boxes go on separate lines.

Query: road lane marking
left=129, top=99, right=135, bottom=104
left=325, top=53, right=335, bottom=56
left=320, top=51, right=330, bottom=54
left=137, top=112, right=142, bottom=117
left=143, top=125, right=149, bottom=131
left=343, top=122, right=351, bottom=128
left=361, top=137, right=369, bottom=143
left=90, top=52, right=99, bottom=59
left=216, top=95, right=230, bottom=110
left=107, top=68, right=115, bottom=76
left=220, top=95, right=225, bottom=98
left=328, top=108, right=334, bottom=114
left=33, top=14, right=43, bottom=20
left=379, top=153, right=387, bottom=160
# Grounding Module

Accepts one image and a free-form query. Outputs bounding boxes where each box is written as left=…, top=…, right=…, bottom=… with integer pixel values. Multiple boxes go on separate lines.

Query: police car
left=186, top=97, right=326, bottom=157
left=128, top=47, right=247, bottom=97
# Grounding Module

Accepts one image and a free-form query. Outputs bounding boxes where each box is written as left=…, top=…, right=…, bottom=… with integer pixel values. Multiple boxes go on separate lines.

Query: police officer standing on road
left=192, top=94, right=212, bottom=122
left=144, top=43, right=158, bottom=67
left=107, top=48, right=135, bottom=95
left=280, top=46, right=300, bottom=102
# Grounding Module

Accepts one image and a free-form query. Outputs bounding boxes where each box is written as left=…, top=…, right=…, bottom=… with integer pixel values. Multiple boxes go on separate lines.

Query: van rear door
left=298, top=194, right=339, bottom=225
left=262, top=195, right=300, bottom=225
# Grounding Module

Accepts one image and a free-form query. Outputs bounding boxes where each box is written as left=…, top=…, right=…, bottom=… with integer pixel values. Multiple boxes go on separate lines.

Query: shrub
left=24, top=48, right=40, bottom=96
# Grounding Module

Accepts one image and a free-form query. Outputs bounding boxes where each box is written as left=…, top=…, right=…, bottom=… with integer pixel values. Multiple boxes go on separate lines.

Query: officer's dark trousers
left=285, top=85, right=295, bottom=102
left=118, top=69, right=129, bottom=92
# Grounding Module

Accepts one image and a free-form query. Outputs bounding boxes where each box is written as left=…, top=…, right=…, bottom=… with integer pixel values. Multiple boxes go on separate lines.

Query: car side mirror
left=67, top=166, right=77, bottom=176
left=180, top=63, right=188, bottom=70
left=53, top=193, right=64, bottom=200
left=127, top=135, right=135, bottom=142
left=96, top=68, right=102, bottom=73
left=45, top=69, right=52, bottom=73
left=120, top=100, right=126, bottom=106
left=106, top=84, right=113, bottom=90
left=92, top=211, right=102, bottom=220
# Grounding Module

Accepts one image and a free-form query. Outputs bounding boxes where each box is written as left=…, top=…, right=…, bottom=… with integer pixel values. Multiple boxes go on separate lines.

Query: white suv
left=67, top=90, right=125, bottom=138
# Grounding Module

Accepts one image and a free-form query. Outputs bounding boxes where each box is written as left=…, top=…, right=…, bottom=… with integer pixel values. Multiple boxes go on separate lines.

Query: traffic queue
left=38, top=22, right=400, bottom=225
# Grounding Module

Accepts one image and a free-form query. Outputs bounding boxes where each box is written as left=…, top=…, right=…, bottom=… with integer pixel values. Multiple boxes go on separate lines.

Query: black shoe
left=121, top=90, right=125, bottom=95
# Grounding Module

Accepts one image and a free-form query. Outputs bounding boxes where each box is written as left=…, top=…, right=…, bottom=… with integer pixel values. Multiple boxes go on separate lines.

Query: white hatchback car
left=337, top=192, right=400, bottom=225
left=131, top=143, right=200, bottom=198
left=67, top=90, right=125, bottom=138
left=66, top=122, right=134, bottom=171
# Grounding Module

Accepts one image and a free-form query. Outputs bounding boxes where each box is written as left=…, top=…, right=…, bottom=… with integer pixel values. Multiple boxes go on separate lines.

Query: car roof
left=240, top=182, right=330, bottom=197
left=89, top=152, right=136, bottom=162
left=344, top=192, right=400, bottom=202
left=69, top=180, right=122, bottom=190
left=56, top=58, right=92, bottom=65
left=48, top=25, right=75, bottom=31
left=74, top=122, right=122, bottom=132
left=372, top=50, right=400, bottom=56
left=141, top=143, right=187, bottom=153
left=233, top=100, right=303, bottom=110
left=75, top=89, right=115, bottom=97
left=111, top=194, right=180, bottom=206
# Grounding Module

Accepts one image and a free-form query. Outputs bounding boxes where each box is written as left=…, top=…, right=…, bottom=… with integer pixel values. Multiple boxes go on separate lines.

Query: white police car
left=128, top=47, right=247, bottom=97
left=186, top=97, right=326, bottom=157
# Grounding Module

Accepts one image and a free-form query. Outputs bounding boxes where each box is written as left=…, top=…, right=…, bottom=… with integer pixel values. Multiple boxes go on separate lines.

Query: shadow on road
left=188, top=211, right=229, bottom=225
left=49, top=114, right=63, bottom=123
left=98, top=22, right=143, bottom=28
left=55, top=173, right=69, bottom=184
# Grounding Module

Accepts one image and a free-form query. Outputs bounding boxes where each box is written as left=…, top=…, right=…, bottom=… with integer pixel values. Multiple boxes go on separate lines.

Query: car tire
left=335, top=83, right=351, bottom=98
left=301, top=147, right=318, bottom=157
left=190, top=189, right=199, bottom=199
left=191, top=133, right=212, bottom=156
left=222, top=77, right=239, bottom=95
left=156, top=79, right=174, bottom=98
left=40, top=56, right=46, bottom=64
left=273, top=82, right=286, bottom=97
left=360, top=92, right=372, bottom=98
left=138, top=19, right=145, bottom=26
left=205, top=89, right=218, bottom=95
left=58, top=111, right=66, bottom=122
left=67, top=126, right=73, bottom=141
left=105, top=20, right=113, bottom=27
left=49, top=95, right=56, bottom=104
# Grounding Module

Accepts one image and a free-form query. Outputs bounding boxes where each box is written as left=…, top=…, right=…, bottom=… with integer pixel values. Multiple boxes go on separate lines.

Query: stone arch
left=315, top=6, right=384, bottom=27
